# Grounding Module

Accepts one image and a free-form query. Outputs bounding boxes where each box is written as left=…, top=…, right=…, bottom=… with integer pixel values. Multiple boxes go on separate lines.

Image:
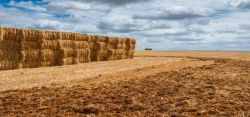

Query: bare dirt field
left=0, top=51, right=249, bottom=116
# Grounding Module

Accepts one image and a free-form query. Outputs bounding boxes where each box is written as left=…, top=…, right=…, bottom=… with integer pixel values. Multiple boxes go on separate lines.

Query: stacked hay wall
left=0, top=26, right=136, bottom=70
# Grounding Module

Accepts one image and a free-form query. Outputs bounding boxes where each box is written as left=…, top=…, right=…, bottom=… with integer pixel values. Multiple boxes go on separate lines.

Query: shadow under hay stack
left=0, top=26, right=136, bottom=71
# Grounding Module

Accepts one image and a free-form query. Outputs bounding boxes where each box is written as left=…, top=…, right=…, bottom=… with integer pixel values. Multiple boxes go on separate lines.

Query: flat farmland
left=0, top=51, right=249, bottom=116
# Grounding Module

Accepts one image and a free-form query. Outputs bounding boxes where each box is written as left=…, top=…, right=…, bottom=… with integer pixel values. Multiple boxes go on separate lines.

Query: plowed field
left=0, top=51, right=249, bottom=116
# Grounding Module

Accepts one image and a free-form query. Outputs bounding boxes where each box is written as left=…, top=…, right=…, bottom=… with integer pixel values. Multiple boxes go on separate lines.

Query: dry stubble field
left=0, top=51, right=249, bottom=116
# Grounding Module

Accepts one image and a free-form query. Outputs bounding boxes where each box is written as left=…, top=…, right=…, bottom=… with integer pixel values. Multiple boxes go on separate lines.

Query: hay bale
left=22, top=29, right=44, bottom=41
left=0, top=60, right=17, bottom=70
left=95, top=35, right=107, bottom=42
left=0, top=40, right=20, bottom=50
left=145, top=48, right=152, bottom=50
left=41, top=40, right=59, bottom=50
left=74, top=33, right=89, bottom=41
left=88, top=35, right=96, bottom=42
left=21, top=60, right=40, bottom=68
left=60, top=40, right=74, bottom=49
left=20, top=50, right=40, bottom=61
left=61, top=32, right=73, bottom=40
left=106, top=37, right=117, bottom=44
left=96, top=42, right=107, bottom=50
left=0, top=50, right=19, bottom=61
left=40, top=59, right=56, bottom=67
left=74, top=49, right=90, bottom=63
left=74, top=41, right=88, bottom=49
left=59, top=57, right=74, bottom=65
left=107, top=43, right=117, bottom=49
left=44, top=31, right=61, bottom=40
left=20, top=41, right=40, bottom=50
left=117, top=44, right=124, bottom=49
left=88, top=42, right=95, bottom=50
left=59, top=49, right=74, bottom=58
left=40, top=49, right=58, bottom=60
left=3, top=27, right=22, bottom=41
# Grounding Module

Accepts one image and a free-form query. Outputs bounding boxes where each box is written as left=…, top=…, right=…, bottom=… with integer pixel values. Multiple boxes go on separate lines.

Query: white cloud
left=0, top=0, right=249, bottom=51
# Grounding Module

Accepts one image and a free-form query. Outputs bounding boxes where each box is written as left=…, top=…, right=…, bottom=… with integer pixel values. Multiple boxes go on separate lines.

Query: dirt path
left=0, top=57, right=213, bottom=92
left=0, top=57, right=249, bottom=116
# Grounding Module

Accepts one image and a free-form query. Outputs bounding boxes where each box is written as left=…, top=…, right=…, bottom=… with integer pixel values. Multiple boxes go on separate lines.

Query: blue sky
left=0, top=0, right=250, bottom=50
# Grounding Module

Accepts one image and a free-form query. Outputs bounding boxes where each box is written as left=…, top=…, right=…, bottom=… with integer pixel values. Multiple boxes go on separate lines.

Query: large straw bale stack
left=0, top=27, right=136, bottom=71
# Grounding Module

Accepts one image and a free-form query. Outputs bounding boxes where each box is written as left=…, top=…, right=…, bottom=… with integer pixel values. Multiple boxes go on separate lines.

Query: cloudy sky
left=0, top=0, right=250, bottom=50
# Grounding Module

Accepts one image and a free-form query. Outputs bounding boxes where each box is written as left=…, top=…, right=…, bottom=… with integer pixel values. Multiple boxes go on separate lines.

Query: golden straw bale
left=107, top=43, right=117, bottom=49
left=59, top=57, right=74, bottom=65
left=40, top=49, right=58, bottom=60
left=0, top=60, right=17, bottom=70
left=59, top=49, right=74, bottom=58
left=96, top=42, right=107, bottom=50
left=0, top=50, right=19, bottom=61
left=116, top=38, right=124, bottom=44
left=40, top=59, right=56, bottom=67
left=3, top=27, right=22, bottom=41
left=74, top=33, right=89, bottom=41
left=74, top=41, right=88, bottom=49
left=21, top=60, right=40, bottom=68
left=22, top=29, right=44, bottom=41
left=61, top=32, right=73, bottom=40
left=88, top=35, right=96, bottom=42
left=106, top=37, right=117, bottom=44
left=129, top=44, right=136, bottom=49
left=88, top=42, right=95, bottom=50
left=20, top=41, right=40, bottom=50
left=44, top=31, right=61, bottom=40
left=41, top=40, right=58, bottom=50
left=107, top=49, right=115, bottom=57
left=117, top=44, right=124, bottom=49
left=95, top=35, right=107, bottom=42
left=131, top=39, right=136, bottom=44
left=115, top=49, right=124, bottom=55
left=20, top=50, right=40, bottom=61
left=60, top=40, right=74, bottom=49
left=74, top=49, right=90, bottom=63
left=125, top=38, right=131, bottom=44
left=0, top=40, right=20, bottom=50
left=96, top=50, right=108, bottom=57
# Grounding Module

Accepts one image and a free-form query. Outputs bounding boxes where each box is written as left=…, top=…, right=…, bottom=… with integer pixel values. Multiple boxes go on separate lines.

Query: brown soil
left=0, top=55, right=249, bottom=116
